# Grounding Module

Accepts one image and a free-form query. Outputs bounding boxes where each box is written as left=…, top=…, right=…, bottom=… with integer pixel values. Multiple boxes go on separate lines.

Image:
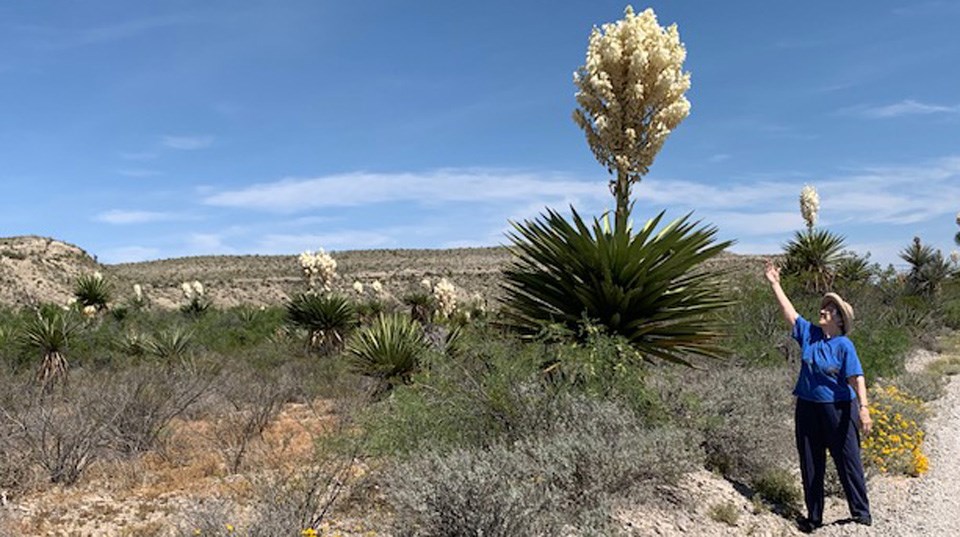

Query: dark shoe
left=797, top=518, right=822, bottom=533
left=852, top=514, right=872, bottom=526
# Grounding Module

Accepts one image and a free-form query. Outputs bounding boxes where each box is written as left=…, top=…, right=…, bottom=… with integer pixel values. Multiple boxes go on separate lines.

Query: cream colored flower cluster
left=573, top=5, right=691, bottom=181
left=799, top=184, right=820, bottom=230
left=181, top=280, right=204, bottom=300
left=432, top=278, right=457, bottom=319
left=299, top=249, right=337, bottom=292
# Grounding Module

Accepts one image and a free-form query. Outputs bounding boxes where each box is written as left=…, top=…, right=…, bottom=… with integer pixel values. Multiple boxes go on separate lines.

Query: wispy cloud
left=162, top=135, right=215, bottom=150
left=116, top=169, right=162, bottom=178
left=708, top=153, right=732, bottom=163
left=95, top=210, right=181, bottom=224
left=203, top=169, right=608, bottom=213
left=847, top=99, right=960, bottom=119
left=12, top=15, right=196, bottom=50
left=256, top=231, right=394, bottom=253
left=119, top=152, right=158, bottom=161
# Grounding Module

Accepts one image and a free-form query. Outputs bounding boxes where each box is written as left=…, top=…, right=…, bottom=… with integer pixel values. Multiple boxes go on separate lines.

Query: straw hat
left=821, top=292, right=855, bottom=334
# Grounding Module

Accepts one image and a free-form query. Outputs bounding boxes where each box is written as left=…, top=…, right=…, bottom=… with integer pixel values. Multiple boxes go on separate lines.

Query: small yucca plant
left=347, top=313, right=428, bottom=392
left=781, top=229, right=846, bottom=293
left=834, top=251, right=875, bottom=285
left=144, top=327, right=194, bottom=362
left=74, top=271, right=111, bottom=311
left=901, top=237, right=952, bottom=297
left=286, top=293, right=358, bottom=354
left=22, top=307, right=80, bottom=390
left=402, top=292, right=434, bottom=324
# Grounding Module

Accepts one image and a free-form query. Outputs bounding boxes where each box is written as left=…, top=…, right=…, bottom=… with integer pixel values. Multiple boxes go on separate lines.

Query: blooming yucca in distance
left=573, top=5, right=691, bottom=218
left=299, top=248, right=338, bottom=292
left=432, top=278, right=457, bottom=319
left=800, top=184, right=820, bottom=230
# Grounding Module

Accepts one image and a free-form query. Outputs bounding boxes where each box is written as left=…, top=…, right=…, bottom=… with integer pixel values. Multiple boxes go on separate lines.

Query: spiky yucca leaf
left=782, top=228, right=846, bottom=293
left=500, top=207, right=734, bottom=365
left=347, top=313, right=428, bottom=390
left=286, top=293, right=358, bottom=353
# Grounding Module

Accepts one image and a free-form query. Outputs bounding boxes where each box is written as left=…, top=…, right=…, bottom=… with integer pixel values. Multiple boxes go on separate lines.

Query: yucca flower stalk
left=573, top=6, right=691, bottom=220
left=299, top=248, right=337, bottom=292
left=432, top=278, right=458, bottom=319
left=800, top=184, right=820, bottom=230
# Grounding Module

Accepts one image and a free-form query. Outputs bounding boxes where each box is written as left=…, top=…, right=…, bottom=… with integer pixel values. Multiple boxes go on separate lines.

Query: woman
left=764, top=260, right=873, bottom=532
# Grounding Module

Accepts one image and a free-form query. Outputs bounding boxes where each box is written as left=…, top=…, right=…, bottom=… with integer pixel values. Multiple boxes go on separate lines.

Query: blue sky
left=2, top=1, right=959, bottom=266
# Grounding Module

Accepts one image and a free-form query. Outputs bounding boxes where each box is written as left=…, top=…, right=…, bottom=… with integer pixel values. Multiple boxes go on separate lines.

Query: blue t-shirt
left=792, top=315, right=863, bottom=402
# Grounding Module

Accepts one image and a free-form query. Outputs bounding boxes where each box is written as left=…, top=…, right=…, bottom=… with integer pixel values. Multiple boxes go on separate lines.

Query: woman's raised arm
left=765, top=259, right=799, bottom=328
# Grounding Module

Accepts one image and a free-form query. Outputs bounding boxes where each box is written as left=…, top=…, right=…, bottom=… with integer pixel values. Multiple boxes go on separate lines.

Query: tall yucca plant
left=781, top=229, right=846, bottom=293
left=500, top=206, right=733, bottom=365
left=22, top=307, right=80, bottom=390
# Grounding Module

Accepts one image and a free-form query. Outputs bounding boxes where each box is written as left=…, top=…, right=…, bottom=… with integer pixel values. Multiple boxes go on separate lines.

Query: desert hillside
left=0, top=236, right=762, bottom=309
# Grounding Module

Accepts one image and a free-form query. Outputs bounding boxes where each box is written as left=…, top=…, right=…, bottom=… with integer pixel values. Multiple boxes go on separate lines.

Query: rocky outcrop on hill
left=0, top=236, right=101, bottom=308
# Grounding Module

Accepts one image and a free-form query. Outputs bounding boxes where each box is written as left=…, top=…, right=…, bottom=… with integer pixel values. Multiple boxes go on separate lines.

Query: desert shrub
left=709, top=501, right=741, bottom=526
left=386, top=395, right=692, bottom=536
left=942, top=297, right=960, bottom=330
left=891, top=370, right=947, bottom=402
left=721, top=277, right=796, bottom=365
left=647, top=363, right=797, bottom=495
left=190, top=306, right=286, bottom=351
left=1, top=374, right=122, bottom=485
left=177, top=399, right=365, bottom=537
left=346, top=313, right=429, bottom=394
left=500, top=207, right=733, bottom=366
left=928, top=356, right=960, bottom=376
left=211, top=366, right=297, bottom=473
left=286, top=293, right=358, bottom=354
left=751, top=468, right=801, bottom=513
left=862, top=384, right=929, bottom=476
left=848, top=321, right=910, bottom=381
left=106, top=364, right=212, bottom=455
left=359, top=343, right=547, bottom=456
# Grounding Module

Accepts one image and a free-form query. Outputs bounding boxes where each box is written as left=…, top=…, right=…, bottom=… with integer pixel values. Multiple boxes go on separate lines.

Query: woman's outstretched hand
left=764, top=259, right=781, bottom=285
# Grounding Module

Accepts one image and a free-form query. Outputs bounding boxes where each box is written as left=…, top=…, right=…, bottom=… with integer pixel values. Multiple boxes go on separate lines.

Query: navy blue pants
left=795, top=398, right=871, bottom=523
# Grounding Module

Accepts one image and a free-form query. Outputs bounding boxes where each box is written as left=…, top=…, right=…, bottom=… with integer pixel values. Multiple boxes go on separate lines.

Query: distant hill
left=0, top=236, right=765, bottom=309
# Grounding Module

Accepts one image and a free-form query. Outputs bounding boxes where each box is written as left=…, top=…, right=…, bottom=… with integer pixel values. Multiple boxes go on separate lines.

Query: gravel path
left=816, top=349, right=960, bottom=537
